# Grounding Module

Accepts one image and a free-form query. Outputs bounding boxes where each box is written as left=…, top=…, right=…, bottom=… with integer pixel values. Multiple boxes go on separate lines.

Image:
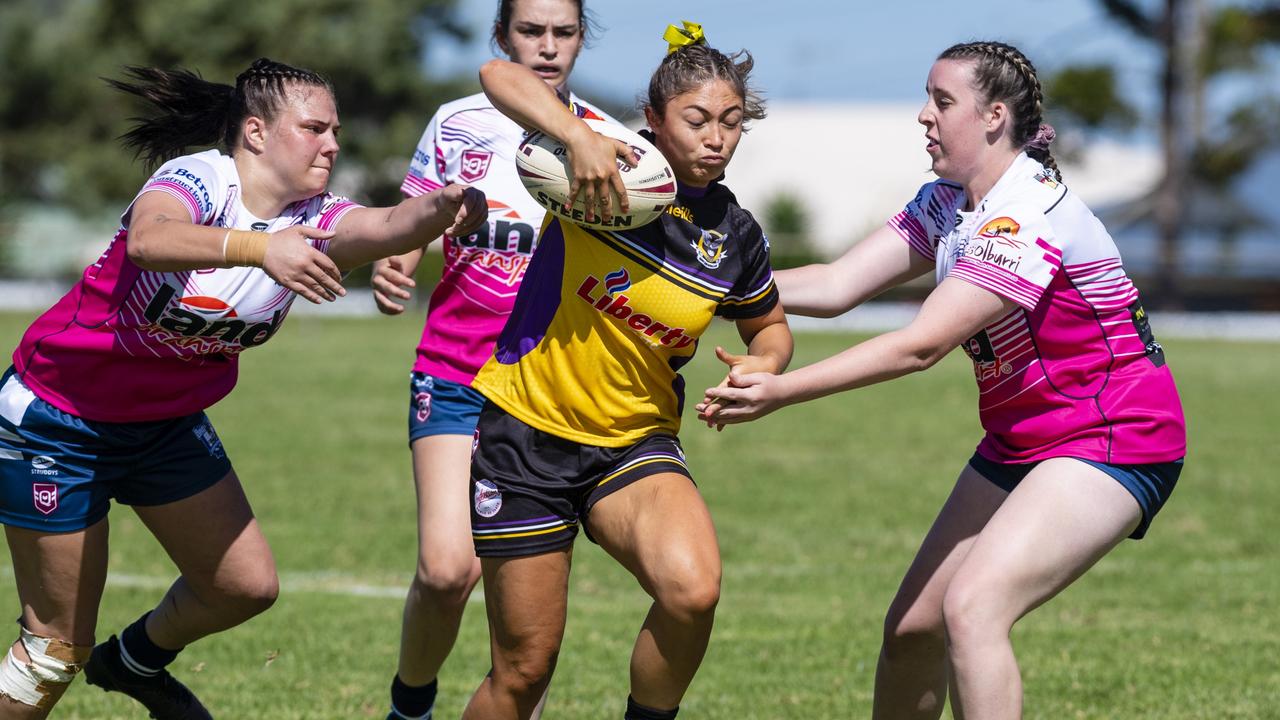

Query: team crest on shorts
left=192, top=420, right=226, bottom=460
left=32, top=483, right=58, bottom=515
left=474, top=478, right=503, bottom=518
left=460, top=150, right=494, bottom=183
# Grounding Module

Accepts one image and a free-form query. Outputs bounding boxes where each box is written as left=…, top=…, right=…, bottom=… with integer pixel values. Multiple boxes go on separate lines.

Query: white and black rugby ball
left=516, top=119, right=676, bottom=230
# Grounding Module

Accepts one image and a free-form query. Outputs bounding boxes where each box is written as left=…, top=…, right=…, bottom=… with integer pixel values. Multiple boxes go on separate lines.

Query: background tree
left=0, top=0, right=474, bottom=219
left=1046, top=0, right=1280, bottom=307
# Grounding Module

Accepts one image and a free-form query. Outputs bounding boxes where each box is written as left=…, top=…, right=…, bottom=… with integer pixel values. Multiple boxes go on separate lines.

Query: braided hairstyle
left=646, top=43, right=766, bottom=125
left=107, top=58, right=335, bottom=168
left=938, top=41, right=1061, bottom=181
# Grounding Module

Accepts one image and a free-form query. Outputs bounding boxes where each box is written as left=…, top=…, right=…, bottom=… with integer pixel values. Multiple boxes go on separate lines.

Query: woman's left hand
left=696, top=346, right=785, bottom=428
left=435, top=184, right=488, bottom=237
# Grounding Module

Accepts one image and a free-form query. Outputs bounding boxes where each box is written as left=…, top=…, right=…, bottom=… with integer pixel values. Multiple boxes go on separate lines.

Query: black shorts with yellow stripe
left=469, top=401, right=691, bottom=558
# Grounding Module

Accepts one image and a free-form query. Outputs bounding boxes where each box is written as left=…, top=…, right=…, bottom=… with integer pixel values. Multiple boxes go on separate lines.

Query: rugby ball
left=515, top=119, right=676, bottom=230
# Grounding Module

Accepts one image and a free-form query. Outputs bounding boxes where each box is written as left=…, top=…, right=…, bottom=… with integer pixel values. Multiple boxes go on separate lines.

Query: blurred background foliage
left=0, top=0, right=478, bottom=238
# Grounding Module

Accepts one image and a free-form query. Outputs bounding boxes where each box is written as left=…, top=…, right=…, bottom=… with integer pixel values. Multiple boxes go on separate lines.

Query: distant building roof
left=720, top=102, right=1161, bottom=255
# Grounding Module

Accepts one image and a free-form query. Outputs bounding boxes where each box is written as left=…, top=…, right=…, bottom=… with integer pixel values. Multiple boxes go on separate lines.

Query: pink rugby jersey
left=400, top=91, right=612, bottom=386
left=12, top=149, right=360, bottom=423
left=888, top=153, right=1186, bottom=464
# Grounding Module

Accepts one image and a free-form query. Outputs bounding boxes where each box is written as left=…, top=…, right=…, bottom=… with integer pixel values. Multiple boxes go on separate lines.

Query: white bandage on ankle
left=0, top=627, right=91, bottom=708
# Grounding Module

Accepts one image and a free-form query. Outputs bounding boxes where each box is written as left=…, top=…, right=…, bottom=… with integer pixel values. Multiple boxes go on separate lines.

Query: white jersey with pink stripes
left=889, top=153, right=1185, bottom=464
left=401, top=91, right=612, bottom=386
left=12, top=149, right=361, bottom=423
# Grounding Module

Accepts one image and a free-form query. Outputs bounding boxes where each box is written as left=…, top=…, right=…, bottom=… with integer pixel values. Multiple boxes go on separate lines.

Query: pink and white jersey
left=401, top=91, right=612, bottom=385
left=889, top=153, right=1186, bottom=464
left=12, top=149, right=360, bottom=423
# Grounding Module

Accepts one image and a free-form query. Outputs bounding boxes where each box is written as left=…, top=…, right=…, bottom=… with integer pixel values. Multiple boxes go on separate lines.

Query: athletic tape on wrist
left=224, top=229, right=271, bottom=267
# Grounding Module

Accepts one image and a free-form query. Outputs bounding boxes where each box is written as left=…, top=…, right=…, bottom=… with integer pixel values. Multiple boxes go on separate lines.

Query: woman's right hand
left=564, top=124, right=637, bottom=224
left=262, top=225, right=345, bottom=304
left=371, top=256, right=416, bottom=315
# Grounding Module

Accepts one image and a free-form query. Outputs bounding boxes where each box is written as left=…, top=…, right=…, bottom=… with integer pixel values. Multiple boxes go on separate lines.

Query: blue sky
left=426, top=0, right=1165, bottom=111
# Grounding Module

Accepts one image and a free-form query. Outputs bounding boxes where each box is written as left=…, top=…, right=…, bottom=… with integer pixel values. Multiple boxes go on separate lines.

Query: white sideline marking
left=0, top=569, right=485, bottom=603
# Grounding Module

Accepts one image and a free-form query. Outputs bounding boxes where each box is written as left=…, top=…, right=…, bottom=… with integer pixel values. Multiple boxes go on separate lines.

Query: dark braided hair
left=106, top=58, right=334, bottom=168
left=492, top=0, right=598, bottom=52
left=938, top=41, right=1061, bottom=181
left=646, top=43, right=766, bottom=126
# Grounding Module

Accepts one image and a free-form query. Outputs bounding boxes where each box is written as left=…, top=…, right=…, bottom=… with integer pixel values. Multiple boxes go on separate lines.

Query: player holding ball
left=459, top=21, right=793, bottom=720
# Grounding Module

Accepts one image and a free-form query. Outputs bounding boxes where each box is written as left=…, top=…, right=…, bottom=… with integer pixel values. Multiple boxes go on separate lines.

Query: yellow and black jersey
left=472, top=183, right=778, bottom=447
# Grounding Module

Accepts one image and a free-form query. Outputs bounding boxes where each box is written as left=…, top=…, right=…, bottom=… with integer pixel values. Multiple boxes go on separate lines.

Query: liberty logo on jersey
left=32, top=483, right=57, bottom=515
left=575, top=269, right=696, bottom=349
left=691, top=229, right=728, bottom=269
left=460, top=150, right=494, bottom=183
left=143, top=284, right=284, bottom=354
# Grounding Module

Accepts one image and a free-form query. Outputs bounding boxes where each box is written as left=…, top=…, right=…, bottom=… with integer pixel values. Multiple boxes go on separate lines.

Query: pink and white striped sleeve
left=949, top=204, right=1060, bottom=311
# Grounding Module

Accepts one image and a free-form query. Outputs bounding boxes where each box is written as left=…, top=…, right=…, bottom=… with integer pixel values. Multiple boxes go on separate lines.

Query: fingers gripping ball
left=516, top=119, right=676, bottom=230
left=0, top=627, right=92, bottom=708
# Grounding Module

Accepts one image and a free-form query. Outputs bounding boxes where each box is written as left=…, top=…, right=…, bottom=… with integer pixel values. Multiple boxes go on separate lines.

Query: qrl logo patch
left=474, top=478, right=503, bottom=518
left=460, top=150, right=494, bottom=182
left=33, top=483, right=58, bottom=515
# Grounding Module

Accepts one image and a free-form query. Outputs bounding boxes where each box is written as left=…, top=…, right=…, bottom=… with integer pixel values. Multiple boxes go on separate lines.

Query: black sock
left=118, top=612, right=182, bottom=678
left=389, top=675, right=437, bottom=719
left=625, top=695, right=679, bottom=720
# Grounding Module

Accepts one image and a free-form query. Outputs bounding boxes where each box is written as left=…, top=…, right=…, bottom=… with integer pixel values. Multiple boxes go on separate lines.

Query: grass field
left=1, top=309, right=1277, bottom=719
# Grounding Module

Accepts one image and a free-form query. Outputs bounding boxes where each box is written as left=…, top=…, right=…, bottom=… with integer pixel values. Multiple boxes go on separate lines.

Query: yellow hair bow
left=663, top=21, right=706, bottom=54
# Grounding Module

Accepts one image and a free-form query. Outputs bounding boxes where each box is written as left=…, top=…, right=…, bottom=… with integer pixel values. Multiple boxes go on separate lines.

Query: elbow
left=478, top=59, right=506, bottom=90
left=901, top=336, right=952, bottom=374
left=125, top=229, right=161, bottom=270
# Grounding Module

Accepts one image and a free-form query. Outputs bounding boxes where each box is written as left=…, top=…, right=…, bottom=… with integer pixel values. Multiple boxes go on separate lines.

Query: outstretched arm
left=128, top=191, right=344, bottom=304
left=479, top=59, right=635, bottom=222
left=697, top=277, right=1015, bottom=424
left=774, top=224, right=933, bottom=317
left=325, top=184, right=486, bottom=273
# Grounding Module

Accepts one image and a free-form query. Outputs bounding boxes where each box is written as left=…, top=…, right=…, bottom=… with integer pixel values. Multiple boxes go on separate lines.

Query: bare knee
left=411, top=554, right=480, bottom=609
left=492, top=641, right=559, bottom=700
left=941, top=578, right=1006, bottom=651
left=654, top=567, right=721, bottom=623
left=206, top=568, right=280, bottom=620
left=881, top=600, right=946, bottom=664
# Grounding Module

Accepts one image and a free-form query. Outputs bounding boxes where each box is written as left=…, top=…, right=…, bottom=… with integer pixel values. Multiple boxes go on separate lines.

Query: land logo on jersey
left=143, top=284, right=284, bottom=356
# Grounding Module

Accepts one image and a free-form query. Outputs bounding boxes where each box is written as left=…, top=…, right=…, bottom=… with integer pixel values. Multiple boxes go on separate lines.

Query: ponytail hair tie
left=1026, top=123, right=1056, bottom=152
left=663, top=21, right=706, bottom=54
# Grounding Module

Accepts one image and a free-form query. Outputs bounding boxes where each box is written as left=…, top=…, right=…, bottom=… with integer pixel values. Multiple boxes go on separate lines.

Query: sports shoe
left=83, top=635, right=213, bottom=720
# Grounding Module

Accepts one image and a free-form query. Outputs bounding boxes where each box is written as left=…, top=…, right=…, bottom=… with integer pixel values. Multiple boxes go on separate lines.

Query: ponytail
left=107, top=58, right=334, bottom=168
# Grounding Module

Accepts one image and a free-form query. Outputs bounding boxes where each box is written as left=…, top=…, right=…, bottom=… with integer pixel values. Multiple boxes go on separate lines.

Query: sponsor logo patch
left=474, top=478, right=502, bottom=518
left=30, top=455, right=58, bottom=477
left=33, top=483, right=57, bottom=515
left=977, top=217, right=1022, bottom=243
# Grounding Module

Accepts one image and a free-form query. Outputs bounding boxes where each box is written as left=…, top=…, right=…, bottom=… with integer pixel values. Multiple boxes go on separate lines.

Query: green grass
left=1, top=310, right=1277, bottom=718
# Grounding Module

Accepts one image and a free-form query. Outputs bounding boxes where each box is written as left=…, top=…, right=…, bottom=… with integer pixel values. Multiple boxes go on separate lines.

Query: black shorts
left=470, top=402, right=692, bottom=558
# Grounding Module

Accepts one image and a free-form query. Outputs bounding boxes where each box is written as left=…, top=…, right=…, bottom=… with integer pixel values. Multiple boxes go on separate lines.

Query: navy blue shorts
left=968, top=452, right=1183, bottom=539
left=0, top=369, right=232, bottom=533
left=470, top=401, right=692, bottom=558
left=408, top=372, right=486, bottom=443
